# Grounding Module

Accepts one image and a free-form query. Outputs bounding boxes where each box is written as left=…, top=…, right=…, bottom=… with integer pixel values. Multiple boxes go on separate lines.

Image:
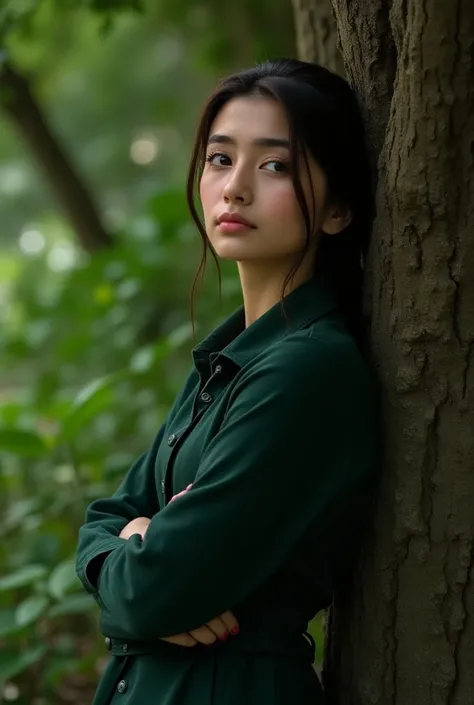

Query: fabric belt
left=105, top=627, right=316, bottom=666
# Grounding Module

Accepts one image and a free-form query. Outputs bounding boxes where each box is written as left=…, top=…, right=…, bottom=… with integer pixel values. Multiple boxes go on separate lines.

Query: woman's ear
left=321, top=205, right=353, bottom=235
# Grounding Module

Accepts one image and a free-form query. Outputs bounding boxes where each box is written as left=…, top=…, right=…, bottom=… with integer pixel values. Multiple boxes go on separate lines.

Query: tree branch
left=0, top=60, right=113, bottom=252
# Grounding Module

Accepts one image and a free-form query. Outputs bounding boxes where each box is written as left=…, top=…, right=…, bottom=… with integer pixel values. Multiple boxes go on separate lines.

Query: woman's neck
left=237, top=260, right=314, bottom=328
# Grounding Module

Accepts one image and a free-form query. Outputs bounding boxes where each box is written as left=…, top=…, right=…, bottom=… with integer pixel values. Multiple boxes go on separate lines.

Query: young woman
left=75, top=57, right=378, bottom=705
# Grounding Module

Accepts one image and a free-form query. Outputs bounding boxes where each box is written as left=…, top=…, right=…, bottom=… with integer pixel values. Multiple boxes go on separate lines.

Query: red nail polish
left=219, top=632, right=228, bottom=640
left=231, top=626, right=239, bottom=635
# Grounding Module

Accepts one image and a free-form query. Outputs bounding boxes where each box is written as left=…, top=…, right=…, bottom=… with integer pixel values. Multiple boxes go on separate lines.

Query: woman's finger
left=188, top=624, right=220, bottom=645
left=160, top=633, right=198, bottom=647
left=201, top=616, right=231, bottom=641
left=187, top=611, right=240, bottom=645
left=169, top=484, right=193, bottom=503
left=162, top=611, right=238, bottom=649
left=216, top=610, right=240, bottom=635
left=119, top=517, right=151, bottom=540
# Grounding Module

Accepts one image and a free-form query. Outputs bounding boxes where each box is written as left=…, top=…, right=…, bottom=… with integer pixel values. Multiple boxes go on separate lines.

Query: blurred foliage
left=0, top=184, right=244, bottom=703
left=0, top=1, right=323, bottom=703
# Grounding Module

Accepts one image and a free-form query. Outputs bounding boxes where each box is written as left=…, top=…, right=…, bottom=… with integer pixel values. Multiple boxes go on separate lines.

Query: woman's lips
left=217, top=222, right=254, bottom=233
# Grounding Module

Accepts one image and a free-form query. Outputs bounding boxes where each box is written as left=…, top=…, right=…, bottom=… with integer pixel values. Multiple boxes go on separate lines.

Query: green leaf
left=48, top=593, right=96, bottom=618
left=0, top=609, right=20, bottom=638
left=15, top=595, right=49, bottom=627
left=60, top=371, right=126, bottom=440
left=2, top=497, right=41, bottom=532
left=48, top=560, right=78, bottom=600
left=0, top=564, right=47, bottom=591
left=0, top=428, right=49, bottom=457
left=167, top=322, right=193, bottom=349
left=0, top=644, right=47, bottom=684
left=129, top=345, right=156, bottom=373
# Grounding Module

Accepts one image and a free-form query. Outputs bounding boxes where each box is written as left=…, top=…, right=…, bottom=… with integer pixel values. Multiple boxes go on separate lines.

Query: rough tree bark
left=290, top=1, right=474, bottom=704
left=291, top=0, right=344, bottom=75
left=0, top=60, right=113, bottom=253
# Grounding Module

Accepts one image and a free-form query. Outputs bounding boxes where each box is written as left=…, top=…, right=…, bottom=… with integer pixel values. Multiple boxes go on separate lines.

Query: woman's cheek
left=201, top=177, right=228, bottom=231
left=199, top=176, right=212, bottom=225
left=264, top=184, right=301, bottom=225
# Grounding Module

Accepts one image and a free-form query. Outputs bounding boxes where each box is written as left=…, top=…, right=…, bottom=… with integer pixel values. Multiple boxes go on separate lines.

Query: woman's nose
left=223, top=172, right=253, bottom=205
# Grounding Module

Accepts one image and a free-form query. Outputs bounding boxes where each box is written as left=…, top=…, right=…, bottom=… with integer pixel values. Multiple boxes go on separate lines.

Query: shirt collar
left=192, top=273, right=338, bottom=373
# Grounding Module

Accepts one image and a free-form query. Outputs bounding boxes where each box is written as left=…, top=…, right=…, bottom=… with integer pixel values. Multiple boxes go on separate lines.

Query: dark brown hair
left=186, top=58, right=375, bottom=350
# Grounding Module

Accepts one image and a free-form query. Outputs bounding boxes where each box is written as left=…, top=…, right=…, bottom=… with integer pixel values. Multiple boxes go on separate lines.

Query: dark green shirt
left=75, top=274, right=378, bottom=705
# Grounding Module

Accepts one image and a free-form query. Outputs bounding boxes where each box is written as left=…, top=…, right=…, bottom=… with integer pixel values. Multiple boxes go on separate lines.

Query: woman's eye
left=204, top=153, right=288, bottom=172
left=205, top=152, right=230, bottom=166
left=263, top=160, right=288, bottom=173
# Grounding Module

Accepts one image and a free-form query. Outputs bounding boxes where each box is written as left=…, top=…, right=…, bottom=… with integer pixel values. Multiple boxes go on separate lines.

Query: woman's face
left=199, top=95, right=331, bottom=267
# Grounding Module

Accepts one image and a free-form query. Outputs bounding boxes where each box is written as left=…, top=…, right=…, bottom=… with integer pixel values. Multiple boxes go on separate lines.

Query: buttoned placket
left=199, top=361, right=225, bottom=405
left=162, top=361, right=225, bottom=504
left=191, top=360, right=224, bottom=417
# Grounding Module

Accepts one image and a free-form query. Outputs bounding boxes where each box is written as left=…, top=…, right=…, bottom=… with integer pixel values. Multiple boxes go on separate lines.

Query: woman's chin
left=213, top=245, right=256, bottom=261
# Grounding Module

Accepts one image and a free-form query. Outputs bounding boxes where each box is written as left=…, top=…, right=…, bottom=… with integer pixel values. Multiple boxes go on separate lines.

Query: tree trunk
left=292, top=1, right=474, bottom=703
left=291, top=0, right=344, bottom=75
left=0, top=61, right=113, bottom=253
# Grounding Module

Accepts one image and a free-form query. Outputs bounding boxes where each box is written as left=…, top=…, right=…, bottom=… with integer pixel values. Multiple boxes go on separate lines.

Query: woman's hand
left=118, top=482, right=192, bottom=540
left=118, top=483, right=240, bottom=647
left=168, top=483, right=193, bottom=503
left=160, top=610, right=240, bottom=647
left=119, top=516, right=151, bottom=540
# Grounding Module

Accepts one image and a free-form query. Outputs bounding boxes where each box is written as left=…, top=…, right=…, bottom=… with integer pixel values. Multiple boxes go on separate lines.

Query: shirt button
left=117, top=680, right=127, bottom=694
left=214, top=364, right=222, bottom=374
left=200, top=392, right=212, bottom=403
left=167, top=433, right=176, bottom=446
left=122, top=643, right=128, bottom=653
left=104, top=637, right=112, bottom=651
left=161, top=480, right=165, bottom=494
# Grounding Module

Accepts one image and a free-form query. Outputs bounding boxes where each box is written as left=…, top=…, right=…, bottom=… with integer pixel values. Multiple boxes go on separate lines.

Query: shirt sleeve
left=75, top=370, right=199, bottom=597
left=75, top=425, right=165, bottom=596
left=97, top=334, right=378, bottom=641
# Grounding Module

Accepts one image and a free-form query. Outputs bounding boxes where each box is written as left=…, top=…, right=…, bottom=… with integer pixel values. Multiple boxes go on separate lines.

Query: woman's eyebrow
left=207, top=134, right=290, bottom=149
